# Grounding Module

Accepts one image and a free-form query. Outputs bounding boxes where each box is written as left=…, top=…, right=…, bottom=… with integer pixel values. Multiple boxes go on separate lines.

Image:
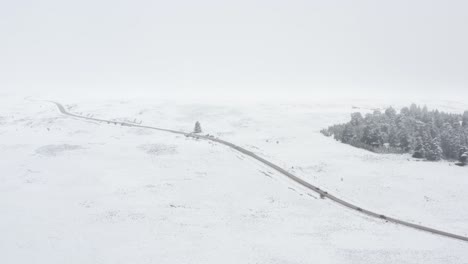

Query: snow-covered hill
left=1, top=96, right=467, bottom=263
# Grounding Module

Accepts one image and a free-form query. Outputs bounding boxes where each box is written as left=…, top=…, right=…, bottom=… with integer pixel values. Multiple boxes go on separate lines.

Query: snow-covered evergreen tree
left=460, top=150, right=468, bottom=165
left=385, top=107, right=396, bottom=118
left=412, top=137, right=425, bottom=159
left=342, top=124, right=354, bottom=143
left=425, top=138, right=443, bottom=161
left=194, top=121, right=202, bottom=133
left=350, top=112, right=364, bottom=126
left=322, top=104, right=468, bottom=163
left=462, top=111, right=468, bottom=127
left=387, top=125, right=398, bottom=147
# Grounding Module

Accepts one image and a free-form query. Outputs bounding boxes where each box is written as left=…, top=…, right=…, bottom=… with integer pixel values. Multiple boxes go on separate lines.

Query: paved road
left=49, top=101, right=468, bottom=243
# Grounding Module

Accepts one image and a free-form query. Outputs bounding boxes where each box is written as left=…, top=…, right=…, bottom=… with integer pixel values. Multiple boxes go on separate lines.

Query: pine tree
left=421, top=105, right=430, bottom=122
left=398, top=129, right=411, bottom=151
left=462, top=111, right=468, bottom=127
left=460, top=151, right=468, bottom=165
left=458, top=147, right=467, bottom=162
left=440, top=123, right=455, bottom=159
left=194, top=121, right=202, bottom=133
left=409, top=104, right=420, bottom=118
left=350, top=112, right=364, bottom=126
left=460, top=152, right=468, bottom=165
left=400, top=107, right=410, bottom=116
left=387, top=125, right=398, bottom=147
left=385, top=107, right=397, bottom=118
left=362, top=125, right=382, bottom=147
left=322, top=104, right=468, bottom=163
left=369, top=128, right=383, bottom=147
left=412, top=137, right=425, bottom=159
left=342, top=124, right=354, bottom=143
left=426, top=137, right=443, bottom=161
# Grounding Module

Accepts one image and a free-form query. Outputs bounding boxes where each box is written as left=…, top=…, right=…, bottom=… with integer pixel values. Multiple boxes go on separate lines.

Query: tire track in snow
left=48, top=101, right=468, bottom=243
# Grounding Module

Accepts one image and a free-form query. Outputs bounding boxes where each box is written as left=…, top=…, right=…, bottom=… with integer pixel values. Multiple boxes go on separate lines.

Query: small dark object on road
left=379, top=215, right=387, bottom=219
left=356, top=207, right=363, bottom=212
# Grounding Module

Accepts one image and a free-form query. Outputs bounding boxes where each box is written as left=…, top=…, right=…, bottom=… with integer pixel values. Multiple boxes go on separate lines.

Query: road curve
left=48, top=101, right=468, bottom=243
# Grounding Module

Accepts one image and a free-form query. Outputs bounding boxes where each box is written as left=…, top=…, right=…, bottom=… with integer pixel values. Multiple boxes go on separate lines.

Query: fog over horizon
left=1, top=0, right=467, bottom=101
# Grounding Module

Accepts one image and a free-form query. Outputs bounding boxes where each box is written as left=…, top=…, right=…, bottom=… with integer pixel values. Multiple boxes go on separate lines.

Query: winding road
left=49, top=101, right=468, bottom=243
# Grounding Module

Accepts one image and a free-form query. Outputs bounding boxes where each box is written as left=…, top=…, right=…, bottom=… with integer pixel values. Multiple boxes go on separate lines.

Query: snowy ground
left=1, top=95, right=467, bottom=263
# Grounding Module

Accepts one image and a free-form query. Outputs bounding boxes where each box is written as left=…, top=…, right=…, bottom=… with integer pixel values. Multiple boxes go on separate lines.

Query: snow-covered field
left=1, top=95, right=467, bottom=263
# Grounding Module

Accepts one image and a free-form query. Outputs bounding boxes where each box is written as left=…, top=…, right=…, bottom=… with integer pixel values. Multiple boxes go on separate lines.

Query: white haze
left=1, top=0, right=467, bottom=101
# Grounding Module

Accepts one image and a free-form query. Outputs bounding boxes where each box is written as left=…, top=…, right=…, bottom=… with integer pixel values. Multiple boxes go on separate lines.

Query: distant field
left=1, top=95, right=467, bottom=264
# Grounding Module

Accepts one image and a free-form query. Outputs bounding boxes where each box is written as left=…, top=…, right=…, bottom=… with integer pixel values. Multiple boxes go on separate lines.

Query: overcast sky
left=1, top=0, right=467, bottom=99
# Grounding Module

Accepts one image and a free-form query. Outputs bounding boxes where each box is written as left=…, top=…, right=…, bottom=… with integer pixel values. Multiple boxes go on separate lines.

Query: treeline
left=321, top=104, right=468, bottom=164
